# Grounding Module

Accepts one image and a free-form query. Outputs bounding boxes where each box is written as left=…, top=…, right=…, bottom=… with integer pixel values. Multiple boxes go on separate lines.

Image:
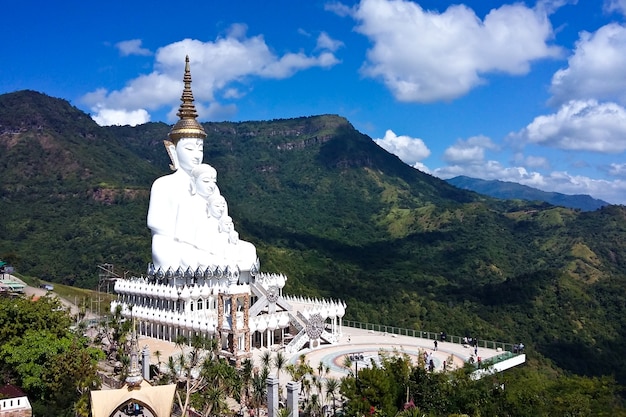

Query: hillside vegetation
left=1, top=90, right=626, bottom=390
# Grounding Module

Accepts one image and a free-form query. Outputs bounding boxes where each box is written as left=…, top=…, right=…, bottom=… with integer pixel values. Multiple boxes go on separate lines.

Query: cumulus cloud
left=517, top=99, right=626, bottom=153
left=115, top=39, right=152, bottom=57
left=91, top=108, right=150, bottom=126
left=350, top=0, right=562, bottom=102
left=609, top=162, right=626, bottom=176
left=513, top=153, right=551, bottom=169
left=604, top=0, right=626, bottom=15
left=83, top=26, right=340, bottom=126
left=373, top=129, right=430, bottom=167
left=325, top=1, right=355, bottom=17
left=316, top=32, right=344, bottom=52
left=442, top=135, right=498, bottom=164
left=550, top=23, right=626, bottom=105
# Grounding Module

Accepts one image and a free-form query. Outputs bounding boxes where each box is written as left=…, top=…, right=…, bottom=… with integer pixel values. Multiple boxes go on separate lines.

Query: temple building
left=111, top=56, right=345, bottom=365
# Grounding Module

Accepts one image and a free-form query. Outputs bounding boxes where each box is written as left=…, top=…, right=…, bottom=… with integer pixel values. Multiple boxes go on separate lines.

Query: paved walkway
left=138, top=326, right=502, bottom=386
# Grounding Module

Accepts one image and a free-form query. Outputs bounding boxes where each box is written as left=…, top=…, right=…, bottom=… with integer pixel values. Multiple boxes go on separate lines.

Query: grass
left=14, top=272, right=115, bottom=316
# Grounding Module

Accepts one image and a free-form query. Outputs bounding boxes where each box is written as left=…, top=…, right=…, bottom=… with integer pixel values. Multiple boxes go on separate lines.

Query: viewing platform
left=139, top=319, right=526, bottom=385
left=286, top=321, right=526, bottom=381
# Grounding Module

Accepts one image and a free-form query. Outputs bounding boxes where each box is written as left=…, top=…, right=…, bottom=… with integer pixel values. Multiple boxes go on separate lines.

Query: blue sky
left=2, top=0, right=626, bottom=204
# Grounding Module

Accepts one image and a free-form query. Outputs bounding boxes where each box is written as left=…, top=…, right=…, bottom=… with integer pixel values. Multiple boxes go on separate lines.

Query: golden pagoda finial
left=168, top=55, right=207, bottom=144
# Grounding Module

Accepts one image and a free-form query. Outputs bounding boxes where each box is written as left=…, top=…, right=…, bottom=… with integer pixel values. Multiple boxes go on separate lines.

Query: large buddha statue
left=147, top=56, right=207, bottom=272
left=147, top=56, right=258, bottom=278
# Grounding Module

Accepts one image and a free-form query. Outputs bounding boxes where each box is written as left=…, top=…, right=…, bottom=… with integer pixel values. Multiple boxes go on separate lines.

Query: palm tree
left=273, top=351, right=288, bottom=403
left=261, top=350, right=273, bottom=372
left=277, top=407, right=292, bottom=417
left=324, top=378, right=340, bottom=416
left=306, top=393, right=322, bottom=417
left=251, top=366, right=270, bottom=417
left=163, top=334, right=216, bottom=416
left=198, top=357, right=239, bottom=417
left=202, top=384, right=227, bottom=417
left=274, top=351, right=287, bottom=380
left=240, top=358, right=255, bottom=408
left=153, top=349, right=162, bottom=375
left=342, top=356, right=353, bottom=375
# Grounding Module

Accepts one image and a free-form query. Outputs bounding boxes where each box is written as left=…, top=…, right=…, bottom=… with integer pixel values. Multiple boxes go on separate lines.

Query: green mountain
left=446, top=175, right=609, bottom=211
left=2, top=90, right=626, bottom=387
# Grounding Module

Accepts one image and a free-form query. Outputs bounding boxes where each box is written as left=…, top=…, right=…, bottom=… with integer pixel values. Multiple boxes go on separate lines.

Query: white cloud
left=83, top=26, right=340, bottom=126
left=442, top=135, right=497, bottom=164
left=316, top=32, right=344, bottom=52
left=325, top=1, right=355, bottom=17
left=351, top=0, right=562, bottom=102
left=223, top=88, right=245, bottom=99
left=91, top=108, right=150, bottom=126
left=514, top=153, right=550, bottom=169
left=518, top=99, right=626, bottom=153
left=550, top=23, right=626, bottom=105
left=434, top=161, right=626, bottom=205
left=604, top=0, right=626, bottom=15
left=115, top=39, right=152, bottom=57
left=373, top=129, right=430, bottom=167
left=609, top=162, right=626, bottom=176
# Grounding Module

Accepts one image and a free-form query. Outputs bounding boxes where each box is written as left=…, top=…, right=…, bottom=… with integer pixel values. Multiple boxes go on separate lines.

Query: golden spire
left=168, top=55, right=207, bottom=144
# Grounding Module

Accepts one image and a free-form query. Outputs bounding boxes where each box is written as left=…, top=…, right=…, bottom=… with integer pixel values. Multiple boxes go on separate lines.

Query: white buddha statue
left=147, top=56, right=206, bottom=272
left=179, top=164, right=224, bottom=268
left=218, top=216, right=258, bottom=271
left=147, top=55, right=259, bottom=279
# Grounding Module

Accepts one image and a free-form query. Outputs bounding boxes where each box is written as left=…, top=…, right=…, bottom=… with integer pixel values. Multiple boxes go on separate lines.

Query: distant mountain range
left=446, top=175, right=609, bottom=211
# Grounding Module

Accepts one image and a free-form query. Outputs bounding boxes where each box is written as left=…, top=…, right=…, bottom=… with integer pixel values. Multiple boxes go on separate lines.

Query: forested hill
left=2, top=90, right=626, bottom=387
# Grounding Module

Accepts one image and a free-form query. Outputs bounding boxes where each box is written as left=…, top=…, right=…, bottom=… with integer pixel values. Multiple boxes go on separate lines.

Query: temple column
left=243, top=295, right=251, bottom=353
left=287, top=381, right=300, bottom=417
left=267, top=376, right=279, bottom=417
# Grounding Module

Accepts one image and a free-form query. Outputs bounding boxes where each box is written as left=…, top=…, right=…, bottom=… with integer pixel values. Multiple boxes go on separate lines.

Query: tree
left=41, top=339, right=104, bottom=416
left=0, top=296, right=102, bottom=416
left=163, top=335, right=219, bottom=416
left=251, top=366, right=270, bottom=417
left=192, top=355, right=239, bottom=417
left=261, top=350, right=273, bottom=371
left=324, top=377, right=340, bottom=416
left=240, top=358, right=255, bottom=407
left=153, top=349, right=163, bottom=373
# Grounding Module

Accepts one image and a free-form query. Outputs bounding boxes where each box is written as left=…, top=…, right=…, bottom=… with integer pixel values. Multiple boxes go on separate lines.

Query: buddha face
left=196, top=174, right=217, bottom=199
left=209, top=197, right=227, bottom=219
left=176, top=138, right=204, bottom=174
left=220, top=217, right=234, bottom=233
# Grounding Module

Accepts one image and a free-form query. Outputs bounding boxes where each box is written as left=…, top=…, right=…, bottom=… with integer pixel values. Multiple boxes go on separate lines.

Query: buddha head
left=175, top=138, right=204, bottom=175
left=219, top=215, right=234, bottom=233
left=191, top=164, right=218, bottom=198
left=208, top=194, right=227, bottom=219
left=167, top=56, right=206, bottom=175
